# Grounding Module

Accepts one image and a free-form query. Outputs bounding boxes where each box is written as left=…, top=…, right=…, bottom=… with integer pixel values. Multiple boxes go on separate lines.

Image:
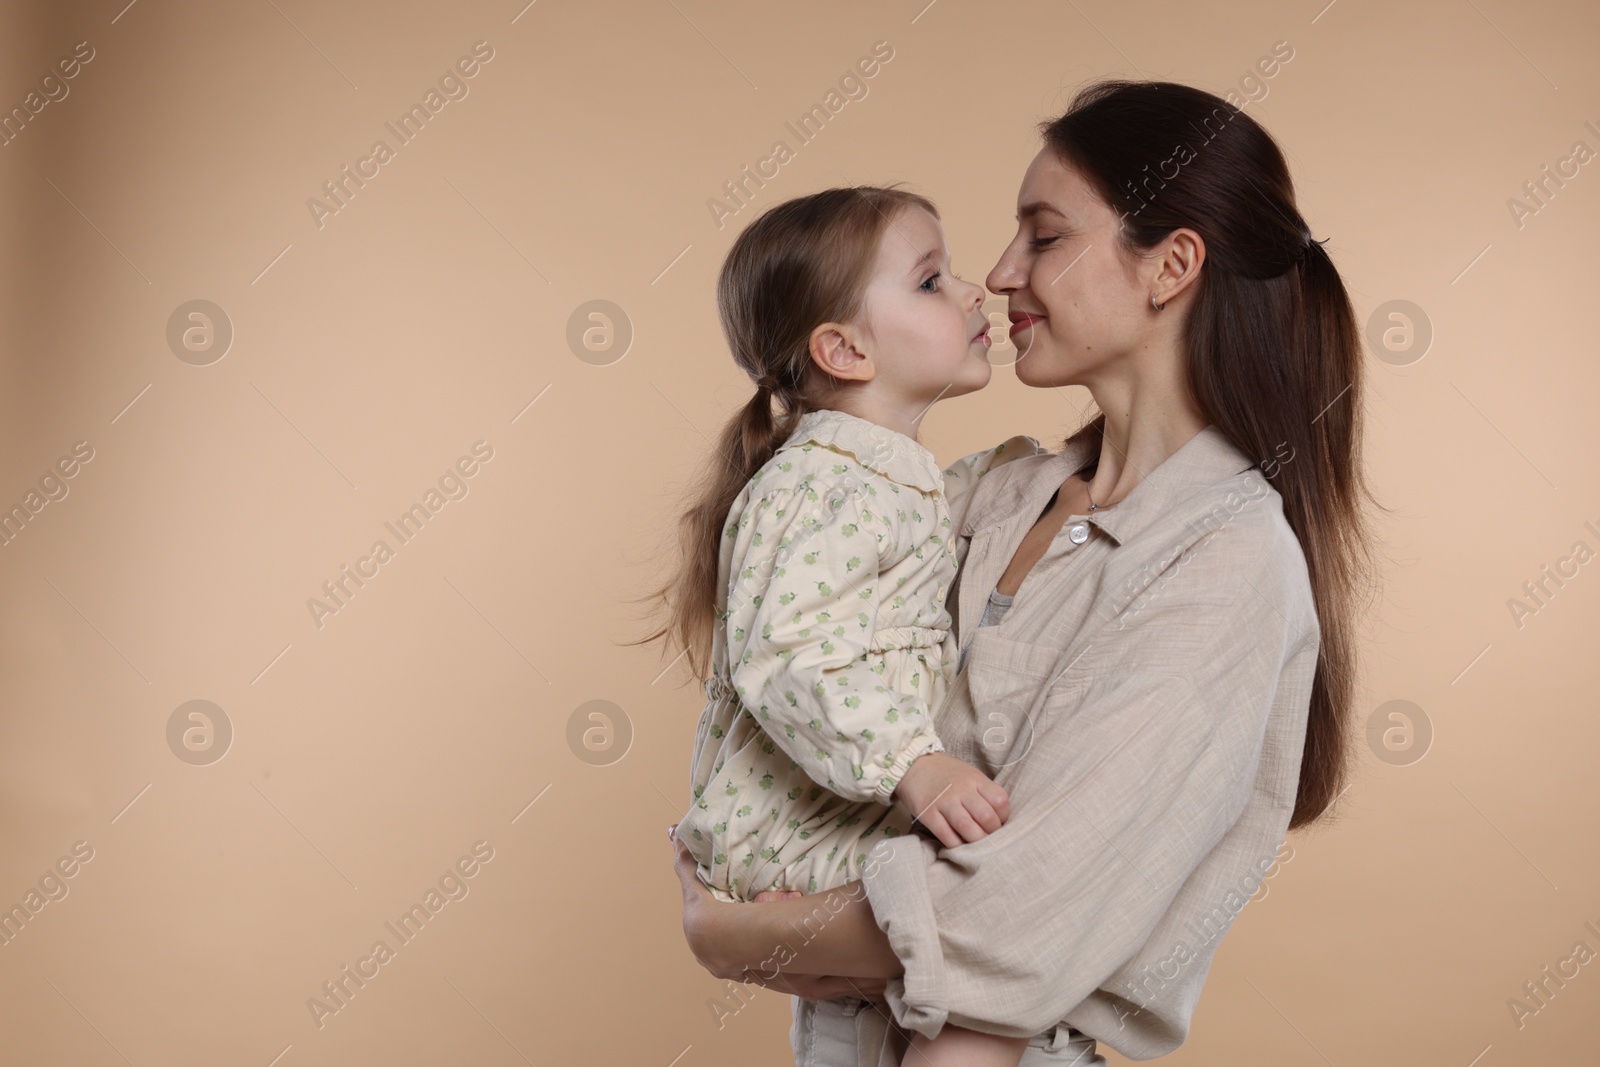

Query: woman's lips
left=1008, top=312, right=1043, bottom=338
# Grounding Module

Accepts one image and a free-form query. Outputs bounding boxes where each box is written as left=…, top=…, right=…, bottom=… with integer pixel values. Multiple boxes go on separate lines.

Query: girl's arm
left=722, top=471, right=942, bottom=808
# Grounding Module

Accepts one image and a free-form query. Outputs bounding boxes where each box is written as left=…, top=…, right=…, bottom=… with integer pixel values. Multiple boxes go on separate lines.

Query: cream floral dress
left=678, top=407, right=1041, bottom=902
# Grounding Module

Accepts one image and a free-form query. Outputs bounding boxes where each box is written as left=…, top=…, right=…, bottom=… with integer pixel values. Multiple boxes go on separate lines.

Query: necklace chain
left=1084, top=467, right=1104, bottom=512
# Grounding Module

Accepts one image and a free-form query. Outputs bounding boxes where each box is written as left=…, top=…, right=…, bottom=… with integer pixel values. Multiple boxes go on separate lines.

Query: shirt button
left=1067, top=523, right=1089, bottom=544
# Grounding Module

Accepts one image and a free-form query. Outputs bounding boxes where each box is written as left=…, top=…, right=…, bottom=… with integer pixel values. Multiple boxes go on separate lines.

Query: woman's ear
left=1150, top=227, right=1206, bottom=307
left=808, top=323, right=875, bottom=384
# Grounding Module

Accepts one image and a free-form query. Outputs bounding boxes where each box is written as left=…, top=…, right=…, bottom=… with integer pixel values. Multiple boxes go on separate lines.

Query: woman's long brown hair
left=625, top=186, right=938, bottom=683
left=1042, top=80, right=1388, bottom=830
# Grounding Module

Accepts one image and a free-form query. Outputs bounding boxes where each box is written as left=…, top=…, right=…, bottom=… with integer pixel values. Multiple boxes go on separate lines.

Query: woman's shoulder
left=941, top=434, right=1047, bottom=488
left=1143, top=468, right=1320, bottom=643
left=941, top=434, right=1050, bottom=528
left=1254, top=480, right=1320, bottom=644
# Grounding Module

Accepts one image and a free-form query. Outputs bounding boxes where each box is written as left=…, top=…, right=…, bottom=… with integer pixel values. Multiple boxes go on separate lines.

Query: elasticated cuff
left=871, top=731, right=946, bottom=804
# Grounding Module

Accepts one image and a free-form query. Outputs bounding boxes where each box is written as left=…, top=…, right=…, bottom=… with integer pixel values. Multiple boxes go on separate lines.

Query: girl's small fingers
left=945, top=802, right=987, bottom=843
left=979, top=780, right=1012, bottom=818
left=967, top=797, right=1003, bottom=835
left=923, top=812, right=960, bottom=850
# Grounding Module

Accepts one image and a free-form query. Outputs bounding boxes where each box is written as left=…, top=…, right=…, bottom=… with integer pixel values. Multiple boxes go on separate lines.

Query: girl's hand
left=892, top=752, right=1011, bottom=848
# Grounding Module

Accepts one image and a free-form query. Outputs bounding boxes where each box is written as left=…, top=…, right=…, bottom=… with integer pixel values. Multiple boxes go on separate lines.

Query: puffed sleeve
left=859, top=520, right=1317, bottom=1040
left=724, top=473, right=944, bottom=806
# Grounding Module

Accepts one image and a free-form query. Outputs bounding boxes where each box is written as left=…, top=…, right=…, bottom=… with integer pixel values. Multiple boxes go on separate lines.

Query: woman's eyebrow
left=1017, top=201, right=1068, bottom=221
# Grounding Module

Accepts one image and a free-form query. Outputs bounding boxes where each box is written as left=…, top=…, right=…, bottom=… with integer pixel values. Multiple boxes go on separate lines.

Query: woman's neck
left=1082, top=383, right=1209, bottom=510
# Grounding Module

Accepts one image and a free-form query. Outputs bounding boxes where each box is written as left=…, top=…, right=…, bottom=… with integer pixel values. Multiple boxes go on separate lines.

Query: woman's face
left=986, top=149, right=1158, bottom=390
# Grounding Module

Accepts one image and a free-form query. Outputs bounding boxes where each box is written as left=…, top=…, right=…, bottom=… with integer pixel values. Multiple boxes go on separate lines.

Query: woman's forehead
left=1017, top=150, right=1091, bottom=220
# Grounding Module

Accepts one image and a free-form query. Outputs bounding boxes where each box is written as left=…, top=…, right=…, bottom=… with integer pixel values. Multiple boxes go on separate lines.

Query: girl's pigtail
left=624, top=185, right=939, bottom=683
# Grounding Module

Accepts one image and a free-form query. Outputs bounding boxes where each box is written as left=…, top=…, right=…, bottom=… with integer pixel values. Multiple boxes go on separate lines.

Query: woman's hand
left=667, top=824, right=890, bottom=1003
left=668, top=823, right=742, bottom=980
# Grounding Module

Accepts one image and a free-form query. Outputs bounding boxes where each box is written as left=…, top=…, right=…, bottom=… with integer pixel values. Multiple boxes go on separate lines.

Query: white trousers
left=791, top=995, right=1107, bottom=1067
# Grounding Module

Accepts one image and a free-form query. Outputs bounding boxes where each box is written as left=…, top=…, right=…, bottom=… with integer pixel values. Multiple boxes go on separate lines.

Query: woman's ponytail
left=1044, top=80, right=1387, bottom=830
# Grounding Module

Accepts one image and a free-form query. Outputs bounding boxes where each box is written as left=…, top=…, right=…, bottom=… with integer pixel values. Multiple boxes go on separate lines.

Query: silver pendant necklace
left=1083, top=466, right=1105, bottom=511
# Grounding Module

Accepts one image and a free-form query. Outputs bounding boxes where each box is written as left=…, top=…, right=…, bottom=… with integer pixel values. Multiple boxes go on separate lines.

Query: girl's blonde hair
left=628, top=185, right=938, bottom=680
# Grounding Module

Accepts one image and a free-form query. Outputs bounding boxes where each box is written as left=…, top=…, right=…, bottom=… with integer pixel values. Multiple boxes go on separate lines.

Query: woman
left=669, top=78, right=1381, bottom=1065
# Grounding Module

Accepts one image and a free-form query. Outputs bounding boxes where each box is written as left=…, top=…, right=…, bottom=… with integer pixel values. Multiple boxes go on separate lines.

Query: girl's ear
left=808, top=323, right=874, bottom=384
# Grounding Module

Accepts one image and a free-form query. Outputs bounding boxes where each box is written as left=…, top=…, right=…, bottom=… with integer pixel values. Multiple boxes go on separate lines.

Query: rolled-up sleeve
left=861, top=522, right=1314, bottom=1040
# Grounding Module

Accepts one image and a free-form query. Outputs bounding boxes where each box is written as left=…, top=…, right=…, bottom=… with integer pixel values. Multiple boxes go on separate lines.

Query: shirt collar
left=780, top=408, right=944, bottom=494
left=969, top=424, right=1262, bottom=546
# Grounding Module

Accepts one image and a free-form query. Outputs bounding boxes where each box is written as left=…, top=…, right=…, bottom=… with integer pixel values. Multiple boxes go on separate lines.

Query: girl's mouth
left=971, top=323, right=993, bottom=347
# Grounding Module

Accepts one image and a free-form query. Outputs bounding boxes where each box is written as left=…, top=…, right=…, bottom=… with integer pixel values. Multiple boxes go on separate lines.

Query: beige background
left=0, top=0, right=1595, bottom=1063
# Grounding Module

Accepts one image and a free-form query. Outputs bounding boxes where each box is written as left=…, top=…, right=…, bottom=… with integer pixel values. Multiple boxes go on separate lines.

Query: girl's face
left=851, top=206, right=993, bottom=405
left=985, top=149, right=1158, bottom=389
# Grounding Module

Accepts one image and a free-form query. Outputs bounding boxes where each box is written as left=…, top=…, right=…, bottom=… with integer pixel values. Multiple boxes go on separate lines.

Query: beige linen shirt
left=857, top=423, right=1321, bottom=1060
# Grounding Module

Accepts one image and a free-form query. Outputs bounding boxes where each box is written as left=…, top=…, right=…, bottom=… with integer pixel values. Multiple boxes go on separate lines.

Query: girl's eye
left=919, top=271, right=941, bottom=292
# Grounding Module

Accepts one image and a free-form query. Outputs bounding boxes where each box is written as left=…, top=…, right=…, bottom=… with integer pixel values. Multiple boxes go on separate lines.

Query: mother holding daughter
left=642, top=78, right=1379, bottom=1065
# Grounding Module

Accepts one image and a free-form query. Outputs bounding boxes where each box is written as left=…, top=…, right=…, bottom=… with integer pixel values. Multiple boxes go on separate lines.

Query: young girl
left=645, top=186, right=1043, bottom=1066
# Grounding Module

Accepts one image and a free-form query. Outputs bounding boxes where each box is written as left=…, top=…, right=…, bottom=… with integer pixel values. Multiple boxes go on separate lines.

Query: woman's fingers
left=668, top=829, right=713, bottom=919
left=669, top=834, right=756, bottom=983
left=674, top=843, right=707, bottom=902
left=671, top=835, right=802, bottom=905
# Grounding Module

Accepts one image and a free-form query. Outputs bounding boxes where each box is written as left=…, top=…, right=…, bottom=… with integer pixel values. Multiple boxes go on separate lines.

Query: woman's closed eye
left=1028, top=235, right=1061, bottom=248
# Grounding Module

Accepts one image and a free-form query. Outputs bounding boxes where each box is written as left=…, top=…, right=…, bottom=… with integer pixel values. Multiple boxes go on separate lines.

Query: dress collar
left=779, top=408, right=943, bottom=494
left=966, top=424, right=1262, bottom=546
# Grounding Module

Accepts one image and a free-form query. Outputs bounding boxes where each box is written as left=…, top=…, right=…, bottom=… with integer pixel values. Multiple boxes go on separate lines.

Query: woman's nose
left=987, top=240, right=1025, bottom=294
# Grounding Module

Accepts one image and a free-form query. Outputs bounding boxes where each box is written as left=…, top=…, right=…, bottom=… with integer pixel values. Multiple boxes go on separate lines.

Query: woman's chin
left=1013, top=355, right=1074, bottom=390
